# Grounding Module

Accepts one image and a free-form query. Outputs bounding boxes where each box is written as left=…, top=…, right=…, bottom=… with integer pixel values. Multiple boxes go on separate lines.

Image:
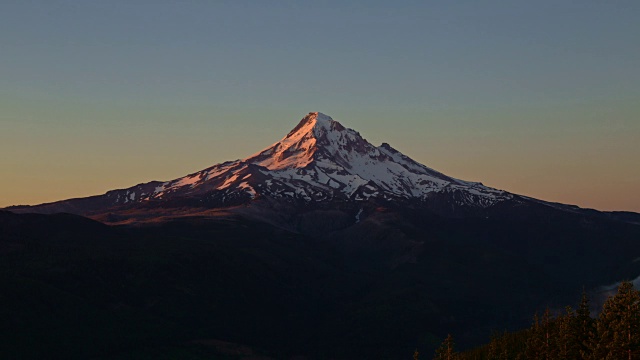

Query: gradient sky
left=2, top=1, right=639, bottom=212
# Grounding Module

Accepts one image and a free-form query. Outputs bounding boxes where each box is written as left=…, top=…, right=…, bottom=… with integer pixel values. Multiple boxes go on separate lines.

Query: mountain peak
left=312, top=111, right=338, bottom=127
left=312, top=111, right=332, bottom=122
left=286, top=112, right=341, bottom=138
left=245, top=112, right=353, bottom=171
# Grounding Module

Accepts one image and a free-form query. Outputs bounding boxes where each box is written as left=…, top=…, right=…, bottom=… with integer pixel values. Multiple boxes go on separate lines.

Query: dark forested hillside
left=2, top=207, right=640, bottom=359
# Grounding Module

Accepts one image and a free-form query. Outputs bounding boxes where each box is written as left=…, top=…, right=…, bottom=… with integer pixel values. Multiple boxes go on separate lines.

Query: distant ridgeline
left=422, top=281, right=640, bottom=360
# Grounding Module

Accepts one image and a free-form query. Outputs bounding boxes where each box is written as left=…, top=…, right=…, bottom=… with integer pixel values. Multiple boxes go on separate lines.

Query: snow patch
left=237, top=182, right=257, bottom=198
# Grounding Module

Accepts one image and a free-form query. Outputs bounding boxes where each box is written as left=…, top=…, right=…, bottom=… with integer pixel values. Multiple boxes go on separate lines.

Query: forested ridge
left=420, top=282, right=640, bottom=360
left=3, top=209, right=640, bottom=359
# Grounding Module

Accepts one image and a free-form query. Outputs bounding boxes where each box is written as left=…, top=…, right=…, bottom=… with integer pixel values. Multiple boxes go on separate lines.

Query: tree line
left=416, top=281, right=640, bottom=360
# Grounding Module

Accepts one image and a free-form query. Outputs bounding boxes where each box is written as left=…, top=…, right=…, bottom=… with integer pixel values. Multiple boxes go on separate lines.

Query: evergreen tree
left=556, top=306, right=580, bottom=359
left=494, top=332, right=511, bottom=360
left=486, top=332, right=501, bottom=360
left=525, top=313, right=544, bottom=359
left=525, top=309, right=557, bottom=360
left=451, top=285, right=640, bottom=360
left=576, top=290, right=595, bottom=359
left=434, top=334, right=456, bottom=360
left=592, top=282, right=640, bottom=360
left=541, top=308, right=556, bottom=359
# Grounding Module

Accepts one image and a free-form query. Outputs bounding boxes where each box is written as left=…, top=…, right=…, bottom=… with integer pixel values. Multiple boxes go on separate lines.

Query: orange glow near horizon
left=2, top=105, right=638, bottom=213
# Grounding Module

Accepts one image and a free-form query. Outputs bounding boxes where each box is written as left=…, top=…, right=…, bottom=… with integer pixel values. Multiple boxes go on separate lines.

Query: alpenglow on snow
left=133, top=112, right=511, bottom=206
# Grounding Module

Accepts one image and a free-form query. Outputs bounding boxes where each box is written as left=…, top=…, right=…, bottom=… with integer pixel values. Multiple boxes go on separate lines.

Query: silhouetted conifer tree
left=556, top=306, right=580, bottom=359
left=445, top=284, right=640, bottom=360
left=486, top=332, right=501, bottom=360
left=576, top=290, right=595, bottom=359
left=434, top=334, right=456, bottom=360
left=488, top=331, right=513, bottom=360
left=544, top=308, right=558, bottom=359
left=525, top=313, right=546, bottom=359
left=524, top=309, right=558, bottom=360
left=591, top=282, right=640, bottom=360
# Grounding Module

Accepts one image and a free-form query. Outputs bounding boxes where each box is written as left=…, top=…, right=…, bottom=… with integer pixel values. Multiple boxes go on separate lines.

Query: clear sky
left=1, top=1, right=639, bottom=212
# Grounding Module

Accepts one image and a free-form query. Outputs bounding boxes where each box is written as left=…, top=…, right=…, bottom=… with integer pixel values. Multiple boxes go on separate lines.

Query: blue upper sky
left=1, top=1, right=639, bottom=211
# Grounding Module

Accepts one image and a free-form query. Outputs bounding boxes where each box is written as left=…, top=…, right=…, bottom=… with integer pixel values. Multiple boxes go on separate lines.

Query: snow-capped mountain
left=100, top=112, right=512, bottom=209
left=33, top=111, right=640, bottom=221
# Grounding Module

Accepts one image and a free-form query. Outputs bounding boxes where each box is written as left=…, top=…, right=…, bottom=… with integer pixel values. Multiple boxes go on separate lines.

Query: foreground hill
left=2, top=205, right=640, bottom=359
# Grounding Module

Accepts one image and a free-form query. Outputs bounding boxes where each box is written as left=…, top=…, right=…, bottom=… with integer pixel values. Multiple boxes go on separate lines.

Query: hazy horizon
left=2, top=1, right=639, bottom=212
